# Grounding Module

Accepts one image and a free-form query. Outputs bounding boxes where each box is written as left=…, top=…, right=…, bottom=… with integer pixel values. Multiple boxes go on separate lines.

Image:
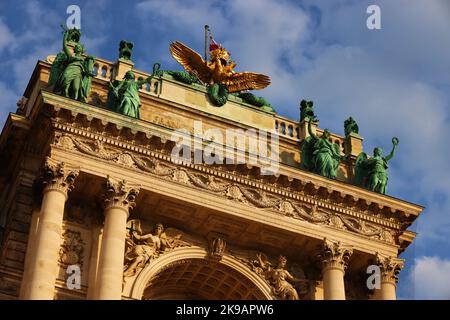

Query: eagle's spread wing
left=226, top=72, right=271, bottom=93
left=169, top=41, right=211, bottom=83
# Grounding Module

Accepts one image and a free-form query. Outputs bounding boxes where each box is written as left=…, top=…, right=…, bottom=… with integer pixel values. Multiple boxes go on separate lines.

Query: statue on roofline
left=300, top=100, right=317, bottom=122
left=119, top=40, right=134, bottom=61
left=107, top=63, right=162, bottom=119
left=301, top=118, right=344, bottom=179
left=344, top=117, right=359, bottom=136
left=48, top=26, right=95, bottom=102
left=354, top=137, right=399, bottom=194
left=169, top=31, right=271, bottom=107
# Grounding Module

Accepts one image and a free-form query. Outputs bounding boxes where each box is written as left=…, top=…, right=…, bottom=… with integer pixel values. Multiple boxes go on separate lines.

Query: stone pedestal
left=20, top=159, right=78, bottom=300
left=95, top=177, right=139, bottom=300
left=344, top=133, right=363, bottom=158
left=298, top=119, right=318, bottom=140
left=318, top=238, right=353, bottom=300
left=112, top=59, right=134, bottom=81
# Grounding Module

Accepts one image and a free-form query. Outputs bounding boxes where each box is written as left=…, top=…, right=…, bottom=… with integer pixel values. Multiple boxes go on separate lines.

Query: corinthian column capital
left=376, top=253, right=404, bottom=284
left=102, top=176, right=140, bottom=212
left=41, top=157, right=79, bottom=197
left=318, top=238, right=353, bottom=271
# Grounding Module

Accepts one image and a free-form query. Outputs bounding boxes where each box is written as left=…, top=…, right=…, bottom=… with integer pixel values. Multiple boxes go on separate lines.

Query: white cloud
left=0, top=18, right=14, bottom=54
left=405, top=256, right=450, bottom=299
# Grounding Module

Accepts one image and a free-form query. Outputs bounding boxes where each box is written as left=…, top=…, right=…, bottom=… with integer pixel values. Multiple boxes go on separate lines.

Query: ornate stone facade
left=0, top=41, right=423, bottom=300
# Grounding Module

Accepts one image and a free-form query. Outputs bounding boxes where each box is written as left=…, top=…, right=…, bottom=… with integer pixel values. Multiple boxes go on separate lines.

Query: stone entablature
left=25, top=90, right=419, bottom=253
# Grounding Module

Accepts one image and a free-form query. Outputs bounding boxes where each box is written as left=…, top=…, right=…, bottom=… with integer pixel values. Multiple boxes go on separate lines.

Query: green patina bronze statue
left=355, top=137, right=399, bottom=194
left=237, top=92, right=276, bottom=113
left=344, top=117, right=359, bottom=136
left=119, top=40, right=134, bottom=61
left=300, top=100, right=317, bottom=122
left=301, top=119, right=344, bottom=179
left=107, top=63, right=161, bottom=119
left=48, top=27, right=95, bottom=102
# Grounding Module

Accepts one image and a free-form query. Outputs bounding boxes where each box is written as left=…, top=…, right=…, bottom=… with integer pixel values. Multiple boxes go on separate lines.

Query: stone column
left=374, top=254, right=404, bottom=300
left=86, top=225, right=103, bottom=300
left=317, top=238, right=353, bottom=300
left=95, top=177, right=139, bottom=300
left=20, top=159, right=79, bottom=299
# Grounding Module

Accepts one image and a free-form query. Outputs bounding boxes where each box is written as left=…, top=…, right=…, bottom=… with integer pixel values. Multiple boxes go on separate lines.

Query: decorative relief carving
left=103, top=176, right=140, bottom=211
left=376, top=253, right=404, bottom=283
left=172, top=169, right=191, bottom=184
left=56, top=134, right=174, bottom=175
left=123, top=219, right=192, bottom=278
left=230, top=250, right=312, bottom=300
left=59, top=229, right=85, bottom=267
left=317, top=238, right=353, bottom=271
left=207, top=234, right=227, bottom=261
left=41, top=157, right=79, bottom=195
left=53, top=133, right=399, bottom=245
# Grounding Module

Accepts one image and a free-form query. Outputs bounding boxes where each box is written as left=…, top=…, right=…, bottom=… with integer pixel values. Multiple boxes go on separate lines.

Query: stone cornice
left=37, top=91, right=422, bottom=247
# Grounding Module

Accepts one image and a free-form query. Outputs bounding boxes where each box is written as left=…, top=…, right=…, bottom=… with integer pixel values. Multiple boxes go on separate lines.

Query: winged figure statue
left=169, top=41, right=271, bottom=106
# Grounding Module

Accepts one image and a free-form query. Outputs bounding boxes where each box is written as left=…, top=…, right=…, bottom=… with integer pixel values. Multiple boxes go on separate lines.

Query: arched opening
left=144, top=258, right=266, bottom=300
left=124, top=247, right=273, bottom=300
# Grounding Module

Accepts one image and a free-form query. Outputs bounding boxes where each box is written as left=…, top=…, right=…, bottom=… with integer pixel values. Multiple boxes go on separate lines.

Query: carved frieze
left=53, top=133, right=400, bottom=245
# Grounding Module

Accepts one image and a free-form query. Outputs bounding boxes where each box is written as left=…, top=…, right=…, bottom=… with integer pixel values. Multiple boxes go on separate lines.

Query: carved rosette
left=41, top=158, right=79, bottom=197
left=317, top=238, right=353, bottom=272
left=102, top=176, right=140, bottom=212
left=376, top=253, right=404, bottom=284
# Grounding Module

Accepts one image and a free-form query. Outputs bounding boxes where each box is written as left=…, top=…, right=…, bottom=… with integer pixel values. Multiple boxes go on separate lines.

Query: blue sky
left=1, top=0, right=450, bottom=299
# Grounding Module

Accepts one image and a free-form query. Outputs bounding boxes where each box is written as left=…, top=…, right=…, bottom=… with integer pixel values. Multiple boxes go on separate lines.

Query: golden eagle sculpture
left=169, top=41, right=271, bottom=106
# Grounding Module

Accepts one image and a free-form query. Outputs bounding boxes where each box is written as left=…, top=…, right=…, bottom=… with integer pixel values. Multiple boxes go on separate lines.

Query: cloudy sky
left=1, top=0, right=449, bottom=299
